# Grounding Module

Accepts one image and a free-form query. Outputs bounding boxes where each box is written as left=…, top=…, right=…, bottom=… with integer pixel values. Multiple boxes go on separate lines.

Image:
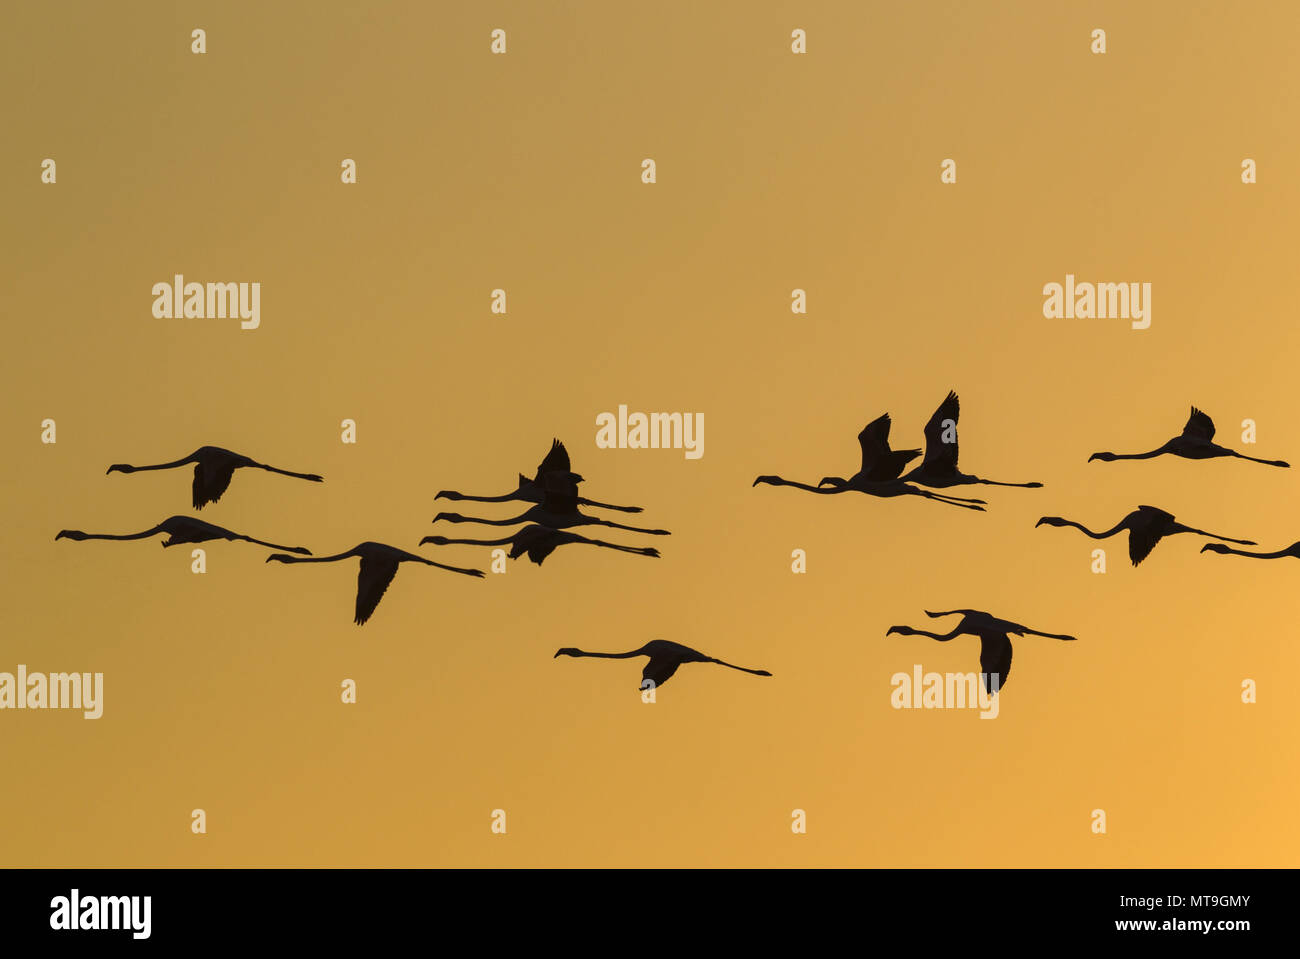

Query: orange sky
left=2, top=1, right=1297, bottom=866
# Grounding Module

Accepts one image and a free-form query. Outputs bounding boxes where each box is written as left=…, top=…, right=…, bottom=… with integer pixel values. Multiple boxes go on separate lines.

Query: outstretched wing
left=979, top=633, right=1012, bottom=694
left=857, top=414, right=894, bottom=473
left=920, top=391, right=960, bottom=471
left=192, top=460, right=237, bottom=509
left=536, top=439, right=571, bottom=477
left=1181, top=407, right=1215, bottom=442
left=355, top=557, right=400, bottom=625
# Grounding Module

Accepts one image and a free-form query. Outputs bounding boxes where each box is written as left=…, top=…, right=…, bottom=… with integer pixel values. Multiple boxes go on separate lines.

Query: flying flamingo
left=1201, top=541, right=1300, bottom=561
left=902, top=391, right=1044, bottom=489
left=554, top=639, right=772, bottom=691
left=1036, top=506, right=1255, bottom=566
left=107, top=445, right=324, bottom=509
left=266, top=542, right=483, bottom=625
left=434, top=472, right=670, bottom=535
left=55, top=515, right=311, bottom=553
left=1089, top=407, right=1290, bottom=468
left=755, top=408, right=986, bottom=510
left=886, top=609, right=1077, bottom=694
left=435, top=439, right=642, bottom=513
left=420, top=525, right=659, bottom=565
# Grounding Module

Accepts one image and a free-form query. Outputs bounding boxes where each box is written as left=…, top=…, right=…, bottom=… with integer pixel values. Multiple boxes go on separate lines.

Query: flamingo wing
left=1128, top=508, right=1172, bottom=566
left=511, top=527, right=563, bottom=565
left=355, top=556, right=401, bottom=625
left=539, top=473, right=580, bottom=515
left=979, top=633, right=1013, bottom=694
left=642, top=656, right=681, bottom=690
left=523, top=538, right=562, bottom=565
left=537, top=439, right=571, bottom=477
left=920, top=391, right=961, bottom=471
left=857, top=414, right=894, bottom=471
left=192, top=460, right=237, bottom=509
left=1181, top=407, right=1216, bottom=442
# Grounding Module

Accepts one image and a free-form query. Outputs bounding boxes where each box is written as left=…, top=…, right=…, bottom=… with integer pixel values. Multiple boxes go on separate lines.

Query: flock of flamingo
left=52, top=440, right=764, bottom=690
left=52, top=397, right=1296, bottom=696
left=753, top=394, right=1296, bottom=692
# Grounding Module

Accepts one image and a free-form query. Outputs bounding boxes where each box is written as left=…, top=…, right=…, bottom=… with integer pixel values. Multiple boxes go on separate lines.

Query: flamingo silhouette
left=434, top=472, right=670, bottom=535
left=886, top=609, right=1076, bottom=694
left=554, top=639, right=771, bottom=691
left=902, top=391, right=1043, bottom=489
left=1036, top=506, right=1255, bottom=566
left=1089, top=407, right=1290, bottom=467
left=1201, top=541, right=1300, bottom=561
left=420, top=525, right=659, bottom=565
left=756, top=408, right=986, bottom=510
left=435, top=439, right=642, bottom=513
left=107, top=445, right=324, bottom=508
left=55, top=515, right=311, bottom=553
left=266, top=542, right=483, bottom=625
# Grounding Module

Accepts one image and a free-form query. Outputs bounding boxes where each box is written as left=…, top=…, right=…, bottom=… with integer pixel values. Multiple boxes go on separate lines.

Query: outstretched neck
left=561, top=648, right=643, bottom=659
left=1214, top=546, right=1286, bottom=559
left=754, top=475, right=841, bottom=494
left=907, top=628, right=964, bottom=642
left=110, top=455, right=195, bottom=473
left=1047, top=518, right=1123, bottom=539
left=269, top=548, right=358, bottom=563
left=57, top=528, right=159, bottom=542
left=421, top=535, right=512, bottom=546
left=1094, top=448, right=1163, bottom=461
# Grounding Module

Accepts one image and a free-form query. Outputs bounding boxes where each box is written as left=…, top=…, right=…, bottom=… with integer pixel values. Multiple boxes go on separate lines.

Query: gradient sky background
left=2, top=1, right=1298, bottom=866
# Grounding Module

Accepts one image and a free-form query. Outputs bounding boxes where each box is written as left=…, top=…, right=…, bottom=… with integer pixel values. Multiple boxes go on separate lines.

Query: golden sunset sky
left=2, top=1, right=1297, bottom=866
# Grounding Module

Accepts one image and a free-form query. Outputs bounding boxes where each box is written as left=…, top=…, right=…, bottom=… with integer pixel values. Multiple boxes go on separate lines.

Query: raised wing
left=536, top=439, right=571, bottom=477
left=857, top=414, right=893, bottom=472
left=920, top=391, right=961, bottom=471
left=1181, top=406, right=1216, bottom=442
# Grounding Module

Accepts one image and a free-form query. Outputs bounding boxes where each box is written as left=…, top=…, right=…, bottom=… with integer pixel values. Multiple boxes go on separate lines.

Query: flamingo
left=1201, top=541, right=1300, bottom=561
left=886, top=609, right=1076, bottom=694
left=55, top=515, right=310, bottom=554
left=1036, top=506, right=1255, bottom=566
left=266, top=542, right=483, bottom=625
left=434, top=472, right=670, bottom=535
left=107, top=445, right=324, bottom=509
left=554, top=639, right=772, bottom=691
left=1089, top=407, right=1290, bottom=467
left=902, top=391, right=1043, bottom=489
left=420, top=525, right=659, bottom=565
left=755, top=407, right=987, bottom=510
left=435, top=439, right=642, bottom=513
